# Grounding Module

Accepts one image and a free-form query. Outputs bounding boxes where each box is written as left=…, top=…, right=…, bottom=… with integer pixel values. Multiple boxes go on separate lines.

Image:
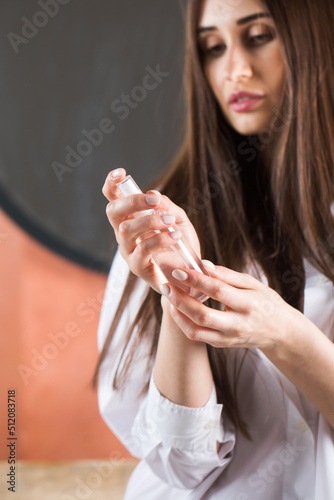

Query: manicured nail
left=160, top=284, right=171, bottom=296
left=170, top=231, right=181, bottom=240
left=145, top=194, right=160, bottom=206
left=110, top=169, right=121, bottom=179
left=202, top=259, right=215, bottom=269
left=172, top=269, right=188, bottom=281
left=161, top=214, right=175, bottom=225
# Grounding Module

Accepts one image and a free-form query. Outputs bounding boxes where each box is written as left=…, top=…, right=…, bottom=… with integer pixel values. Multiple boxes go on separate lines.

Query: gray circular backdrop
left=0, top=0, right=187, bottom=272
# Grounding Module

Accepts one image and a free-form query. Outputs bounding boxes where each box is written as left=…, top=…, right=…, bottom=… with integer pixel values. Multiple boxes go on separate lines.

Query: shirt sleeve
left=130, top=372, right=236, bottom=489
left=97, top=247, right=236, bottom=490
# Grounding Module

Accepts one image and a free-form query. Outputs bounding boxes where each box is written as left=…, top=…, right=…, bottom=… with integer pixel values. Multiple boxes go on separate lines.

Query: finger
left=168, top=302, right=242, bottom=347
left=118, top=213, right=178, bottom=254
left=131, top=230, right=182, bottom=262
left=106, top=192, right=161, bottom=226
left=140, top=193, right=192, bottom=229
left=119, top=212, right=175, bottom=240
left=201, top=259, right=215, bottom=270
left=208, top=265, right=263, bottom=290
left=159, top=195, right=191, bottom=229
left=161, top=283, right=241, bottom=332
left=169, top=269, right=250, bottom=312
left=102, top=168, right=127, bottom=200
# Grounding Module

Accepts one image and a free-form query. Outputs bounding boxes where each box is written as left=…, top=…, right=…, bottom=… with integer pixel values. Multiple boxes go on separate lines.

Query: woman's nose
left=222, top=45, right=253, bottom=82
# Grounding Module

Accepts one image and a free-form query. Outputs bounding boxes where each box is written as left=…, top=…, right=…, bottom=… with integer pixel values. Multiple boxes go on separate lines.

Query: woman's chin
left=227, top=115, right=271, bottom=137
left=234, top=123, right=266, bottom=136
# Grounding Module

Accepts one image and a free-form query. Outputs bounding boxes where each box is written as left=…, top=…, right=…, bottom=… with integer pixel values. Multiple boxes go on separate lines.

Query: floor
left=0, top=460, right=139, bottom=500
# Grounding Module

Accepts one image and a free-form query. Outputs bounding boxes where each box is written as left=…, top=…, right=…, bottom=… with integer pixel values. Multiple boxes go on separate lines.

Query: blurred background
left=0, top=0, right=187, bottom=497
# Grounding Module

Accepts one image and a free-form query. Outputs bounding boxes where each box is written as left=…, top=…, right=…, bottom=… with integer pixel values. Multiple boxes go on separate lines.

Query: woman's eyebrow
left=197, top=12, right=271, bottom=35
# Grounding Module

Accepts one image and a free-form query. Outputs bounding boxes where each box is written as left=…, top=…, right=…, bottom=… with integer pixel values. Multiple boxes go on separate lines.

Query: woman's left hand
left=160, top=264, right=304, bottom=350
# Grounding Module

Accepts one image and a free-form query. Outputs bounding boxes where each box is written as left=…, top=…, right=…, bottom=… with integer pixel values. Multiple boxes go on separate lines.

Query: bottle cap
left=116, top=175, right=142, bottom=196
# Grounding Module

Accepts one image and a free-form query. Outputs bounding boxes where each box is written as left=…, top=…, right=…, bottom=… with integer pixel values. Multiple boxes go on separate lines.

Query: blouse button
left=204, top=420, right=217, bottom=430
left=316, top=277, right=328, bottom=286
left=298, top=419, right=308, bottom=432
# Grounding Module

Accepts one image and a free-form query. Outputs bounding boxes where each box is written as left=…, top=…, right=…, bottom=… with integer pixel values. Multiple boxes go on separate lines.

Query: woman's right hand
left=102, top=168, right=202, bottom=293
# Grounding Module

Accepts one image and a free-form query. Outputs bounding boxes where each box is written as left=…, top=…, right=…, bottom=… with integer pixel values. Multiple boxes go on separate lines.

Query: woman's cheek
left=267, top=46, right=286, bottom=105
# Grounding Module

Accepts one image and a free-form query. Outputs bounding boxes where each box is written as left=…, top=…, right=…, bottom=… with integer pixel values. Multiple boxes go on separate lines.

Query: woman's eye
left=200, top=31, right=273, bottom=58
left=203, top=44, right=225, bottom=56
left=249, top=33, right=273, bottom=44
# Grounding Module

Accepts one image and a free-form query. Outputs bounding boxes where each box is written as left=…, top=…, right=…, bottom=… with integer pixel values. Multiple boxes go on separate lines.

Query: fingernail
left=109, top=169, right=121, bottom=179
left=202, top=259, right=215, bottom=269
left=160, top=284, right=171, bottom=296
left=170, top=230, right=181, bottom=240
left=148, top=190, right=161, bottom=195
left=172, top=269, right=188, bottom=281
left=161, top=214, right=175, bottom=225
left=145, top=194, right=160, bottom=206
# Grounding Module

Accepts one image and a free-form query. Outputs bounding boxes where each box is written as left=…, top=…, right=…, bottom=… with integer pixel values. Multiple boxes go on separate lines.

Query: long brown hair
left=93, top=0, right=334, bottom=439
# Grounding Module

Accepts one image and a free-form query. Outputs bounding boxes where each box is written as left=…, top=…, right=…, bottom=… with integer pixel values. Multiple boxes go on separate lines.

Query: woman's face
left=198, top=0, right=285, bottom=136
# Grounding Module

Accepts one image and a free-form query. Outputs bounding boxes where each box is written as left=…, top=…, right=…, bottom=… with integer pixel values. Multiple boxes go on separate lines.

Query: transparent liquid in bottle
left=116, top=175, right=210, bottom=302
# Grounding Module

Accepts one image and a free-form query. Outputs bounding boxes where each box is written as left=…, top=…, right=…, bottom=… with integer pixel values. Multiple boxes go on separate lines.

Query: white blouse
left=97, top=248, right=334, bottom=500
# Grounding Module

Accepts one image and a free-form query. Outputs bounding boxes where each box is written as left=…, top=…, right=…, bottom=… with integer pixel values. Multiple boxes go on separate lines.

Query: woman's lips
left=230, top=96, right=266, bottom=112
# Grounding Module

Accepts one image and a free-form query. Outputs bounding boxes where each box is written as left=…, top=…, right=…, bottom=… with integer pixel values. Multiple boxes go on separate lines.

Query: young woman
left=94, top=0, right=334, bottom=498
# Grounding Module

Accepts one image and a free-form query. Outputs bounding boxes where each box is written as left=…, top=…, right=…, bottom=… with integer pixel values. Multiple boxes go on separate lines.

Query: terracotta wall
left=0, top=208, right=131, bottom=461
